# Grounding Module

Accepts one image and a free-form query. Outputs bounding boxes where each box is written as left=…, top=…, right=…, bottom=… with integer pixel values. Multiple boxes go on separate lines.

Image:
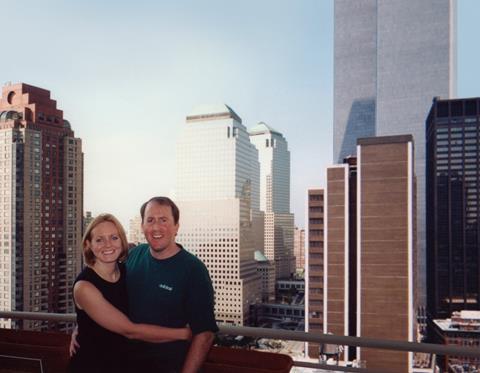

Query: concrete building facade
left=176, top=104, right=261, bottom=325
left=306, top=188, right=324, bottom=358
left=128, top=215, right=145, bottom=245
left=254, top=250, right=275, bottom=303
left=0, top=83, right=83, bottom=330
left=432, top=310, right=480, bottom=371
left=323, top=136, right=416, bottom=372
left=356, top=136, right=416, bottom=372
left=83, top=211, right=93, bottom=235
left=323, top=158, right=357, bottom=361
left=293, top=227, right=305, bottom=271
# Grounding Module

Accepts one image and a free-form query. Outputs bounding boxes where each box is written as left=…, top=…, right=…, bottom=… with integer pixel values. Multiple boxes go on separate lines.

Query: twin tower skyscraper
left=319, top=0, right=457, bottom=371
left=334, top=0, right=457, bottom=305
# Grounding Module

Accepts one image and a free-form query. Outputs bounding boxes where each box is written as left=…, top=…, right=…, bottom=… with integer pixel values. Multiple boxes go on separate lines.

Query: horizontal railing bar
left=1, top=311, right=479, bottom=360
left=293, top=360, right=383, bottom=373
left=218, top=325, right=480, bottom=359
left=0, top=311, right=74, bottom=323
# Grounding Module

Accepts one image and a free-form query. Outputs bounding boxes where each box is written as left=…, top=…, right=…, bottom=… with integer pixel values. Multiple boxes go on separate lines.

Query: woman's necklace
left=92, top=264, right=120, bottom=283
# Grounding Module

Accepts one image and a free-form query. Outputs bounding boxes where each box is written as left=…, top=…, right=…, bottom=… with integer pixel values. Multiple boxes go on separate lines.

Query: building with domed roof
left=249, top=122, right=295, bottom=283
left=176, top=103, right=262, bottom=325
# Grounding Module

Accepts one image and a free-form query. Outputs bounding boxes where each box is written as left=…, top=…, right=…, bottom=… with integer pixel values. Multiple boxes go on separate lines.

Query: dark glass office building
left=426, top=97, right=480, bottom=320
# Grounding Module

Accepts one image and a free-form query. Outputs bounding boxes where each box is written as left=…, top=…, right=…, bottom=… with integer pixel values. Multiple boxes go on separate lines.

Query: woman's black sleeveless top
left=68, top=264, right=129, bottom=373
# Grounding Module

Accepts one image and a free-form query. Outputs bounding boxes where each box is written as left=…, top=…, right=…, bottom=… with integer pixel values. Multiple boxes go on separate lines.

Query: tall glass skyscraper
left=176, top=104, right=261, bottom=325
left=333, top=0, right=457, bottom=303
left=426, top=98, right=480, bottom=319
left=249, top=123, right=294, bottom=281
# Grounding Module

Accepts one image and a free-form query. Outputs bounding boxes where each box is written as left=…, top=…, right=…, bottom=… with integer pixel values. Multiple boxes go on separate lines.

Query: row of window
left=309, top=194, right=323, bottom=201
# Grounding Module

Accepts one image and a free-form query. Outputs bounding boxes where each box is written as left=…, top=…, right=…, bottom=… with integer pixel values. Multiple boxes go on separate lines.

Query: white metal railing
left=1, top=310, right=479, bottom=373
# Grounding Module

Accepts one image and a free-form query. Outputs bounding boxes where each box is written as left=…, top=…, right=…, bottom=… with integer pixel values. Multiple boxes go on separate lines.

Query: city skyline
left=1, top=0, right=479, bottom=229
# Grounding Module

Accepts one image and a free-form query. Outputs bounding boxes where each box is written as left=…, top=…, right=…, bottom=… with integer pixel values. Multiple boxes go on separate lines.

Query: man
left=126, top=196, right=218, bottom=372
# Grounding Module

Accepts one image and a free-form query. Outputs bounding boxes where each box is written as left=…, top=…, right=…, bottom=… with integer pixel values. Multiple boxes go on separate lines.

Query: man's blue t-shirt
left=126, top=244, right=218, bottom=364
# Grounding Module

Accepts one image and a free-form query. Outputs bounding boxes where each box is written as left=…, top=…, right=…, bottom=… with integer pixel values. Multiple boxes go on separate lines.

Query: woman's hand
left=69, top=326, right=80, bottom=357
left=185, top=326, right=192, bottom=341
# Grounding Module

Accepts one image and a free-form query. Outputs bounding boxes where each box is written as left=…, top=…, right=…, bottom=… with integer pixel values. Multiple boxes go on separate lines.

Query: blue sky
left=1, top=0, right=478, bottom=229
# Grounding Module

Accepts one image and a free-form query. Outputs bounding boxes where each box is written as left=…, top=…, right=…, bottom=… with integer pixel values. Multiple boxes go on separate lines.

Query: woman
left=68, top=213, right=190, bottom=373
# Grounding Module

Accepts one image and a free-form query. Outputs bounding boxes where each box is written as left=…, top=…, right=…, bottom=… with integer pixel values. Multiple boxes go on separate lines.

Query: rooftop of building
left=2, top=82, right=51, bottom=97
left=0, top=82, right=66, bottom=128
left=455, top=310, right=480, bottom=320
left=357, top=134, right=414, bottom=146
left=434, top=310, right=480, bottom=333
left=254, top=250, right=268, bottom=262
left=248, top=121, right=282, bottom=136
left=186, top=103, right=242, bottom=123
left=276, top=279, right=304, bottom=285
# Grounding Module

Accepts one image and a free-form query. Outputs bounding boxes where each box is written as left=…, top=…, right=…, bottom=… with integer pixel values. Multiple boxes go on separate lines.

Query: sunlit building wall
left=306, top=189, right=324, bottom=358
left=176, top=104, right=261, bottom=325
left=249, top=123, right=294, bottom=280
left=254, top=250, right=275, bottom=303
left=323, top=162, right=353, bottom=363
left=323, top=135, right=416, bottom=371
left=293, top=227, right=305, bottom=271
left=128, top=215, right=145, bottom=245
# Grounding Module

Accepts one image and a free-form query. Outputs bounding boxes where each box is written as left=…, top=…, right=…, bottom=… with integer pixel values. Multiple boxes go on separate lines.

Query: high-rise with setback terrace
left=0, top=83, right=83, bottom=330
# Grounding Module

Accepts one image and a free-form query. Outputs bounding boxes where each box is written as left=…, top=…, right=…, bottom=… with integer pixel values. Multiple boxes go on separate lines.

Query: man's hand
left=69, top=326, right=80, bottom=357
left=181, top=331, right=214, bottom=373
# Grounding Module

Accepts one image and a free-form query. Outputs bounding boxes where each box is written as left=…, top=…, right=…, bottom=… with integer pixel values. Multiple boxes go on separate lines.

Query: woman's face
left=87, top=221, right=123, bottom=264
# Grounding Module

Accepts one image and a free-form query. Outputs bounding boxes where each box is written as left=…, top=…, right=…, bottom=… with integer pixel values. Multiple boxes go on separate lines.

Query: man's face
left=142, top=201, right=179, bottom=258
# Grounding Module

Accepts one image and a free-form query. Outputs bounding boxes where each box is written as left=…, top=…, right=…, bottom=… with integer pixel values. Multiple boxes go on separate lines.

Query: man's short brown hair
left=140, top=196, right=180, bottom=224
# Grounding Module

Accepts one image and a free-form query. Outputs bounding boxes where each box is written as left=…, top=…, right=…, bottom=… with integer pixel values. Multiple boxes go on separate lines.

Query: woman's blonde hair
left=82, top=213, right=128, bottom=266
